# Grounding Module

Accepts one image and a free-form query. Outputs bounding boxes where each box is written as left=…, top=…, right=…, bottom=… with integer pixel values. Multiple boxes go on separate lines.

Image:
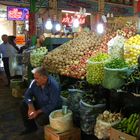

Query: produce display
left=43, top=19, right=136, bottom=79
left=67, top=89, right=83, bottom=121
left=124, top=34, right=140, bottom=66
left=43, top=33, right=74, bottom=38
left=82, top=92, right=106, bottom=106
left=108, top=35, right=125, bottom=59
left=107, top=17, right=137, bottom=34
left=44, top=32, right=104, bottom=79
left=61, top=90, right=69, bottom=105
left=49, top=109, right=73, bottom=132
left=125, top=66, right=140, bottom=84
left=97, top=110, right=122, bottom=123
left=61, top=90, right=69, bottom=98
left=30, top=47, right=48, bottom=67
left=94, top=110, right=122, bottom=139
left=102, top=58, right=128, bottom=89
left=114, top=113, right=139, bottom=136
left=86, top=53, right=109, bottom=85
left=105, top=58, right=128, bottom=69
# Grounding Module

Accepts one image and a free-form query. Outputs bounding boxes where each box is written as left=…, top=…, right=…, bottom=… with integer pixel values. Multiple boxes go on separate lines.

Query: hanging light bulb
left=55, top=23, right=61, bottom=31
left=45, top=19, right=53, bottom=30
left=73, top=18, right=80, bottom=28
left=96, top=23, right=104, bottom=34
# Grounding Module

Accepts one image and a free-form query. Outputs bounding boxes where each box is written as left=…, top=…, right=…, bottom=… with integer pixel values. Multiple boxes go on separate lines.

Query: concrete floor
left=0, top=71, right=44, bottom=140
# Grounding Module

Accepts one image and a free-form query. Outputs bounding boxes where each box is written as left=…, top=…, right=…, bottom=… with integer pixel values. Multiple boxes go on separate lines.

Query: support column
left=49, top=0, right=58, bottom=18
left=29, top=0, right=37, bottom=45
left=98, top=0, right=105, bottom=16
left=13, top=21, right=16, bottom=36
left=133, top=0, right=138, bottom=15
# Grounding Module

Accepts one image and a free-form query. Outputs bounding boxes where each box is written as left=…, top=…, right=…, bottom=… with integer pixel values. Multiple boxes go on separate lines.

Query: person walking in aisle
left=20, top=67, right=62, bottom=135
left=8, top=36, right=22, bottom=79
left=0, top=34, right=11, bottom=86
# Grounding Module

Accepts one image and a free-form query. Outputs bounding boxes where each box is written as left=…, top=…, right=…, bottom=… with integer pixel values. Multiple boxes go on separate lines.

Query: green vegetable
left=105, top=58, right=128, bottom=69
left=86, top=53, right=109, bottom=85
left=30, top=47, right=48, bottom=67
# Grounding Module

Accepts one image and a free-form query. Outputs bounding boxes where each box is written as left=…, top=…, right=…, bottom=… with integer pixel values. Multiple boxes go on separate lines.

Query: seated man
left=20, top=67, right=62, bottom=135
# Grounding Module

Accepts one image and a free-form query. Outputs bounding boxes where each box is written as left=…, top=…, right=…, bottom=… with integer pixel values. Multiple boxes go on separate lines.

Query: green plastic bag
left=102, top=67, right=128, bottom=89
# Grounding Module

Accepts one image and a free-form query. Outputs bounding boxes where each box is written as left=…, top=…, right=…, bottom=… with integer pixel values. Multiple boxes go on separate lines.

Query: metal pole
left=29, top=0, right=37, bottom=46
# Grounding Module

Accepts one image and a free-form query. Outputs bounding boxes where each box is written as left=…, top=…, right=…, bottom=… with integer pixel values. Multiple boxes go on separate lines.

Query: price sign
left=16, top=36, right=25, bottom=45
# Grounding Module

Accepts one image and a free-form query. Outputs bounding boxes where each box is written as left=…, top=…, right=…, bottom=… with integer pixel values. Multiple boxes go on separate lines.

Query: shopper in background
left=20, top=67, right=62, bottom=135
left=0, top=34, right=11, bottom=86
left=8, top=36, right=21, bottom=79
left=8, top=36, right=20, bottom=53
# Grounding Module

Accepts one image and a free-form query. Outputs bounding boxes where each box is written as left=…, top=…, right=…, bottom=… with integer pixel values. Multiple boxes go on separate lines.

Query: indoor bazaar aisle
left=0, top=71, right=98, bottom=140
left=0, top=71, right=44, bottom=140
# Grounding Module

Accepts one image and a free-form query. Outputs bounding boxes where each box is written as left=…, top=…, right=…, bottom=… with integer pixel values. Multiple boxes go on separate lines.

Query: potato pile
left=44, top=32, right=103, bottom=79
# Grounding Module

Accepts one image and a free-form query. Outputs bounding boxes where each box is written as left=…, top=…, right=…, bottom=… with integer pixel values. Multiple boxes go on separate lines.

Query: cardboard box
left=110, top=127, right=136, bottom=140
left=44, top=126, right=81, bottom=140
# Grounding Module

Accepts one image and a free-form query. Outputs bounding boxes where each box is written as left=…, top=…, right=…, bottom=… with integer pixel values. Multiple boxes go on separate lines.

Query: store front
left=0, top=5, right=13, bottom=43
left=61, top=10, right=91, bottom=33
left=0, top=4, right=29, bottom=46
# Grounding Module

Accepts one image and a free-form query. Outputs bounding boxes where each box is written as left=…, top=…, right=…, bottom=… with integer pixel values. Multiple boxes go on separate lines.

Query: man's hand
left=28, top=109, right=43, bottom=120
left=28, top=110, right=38, bottom=119
left=28, top=103, right=36, bottom=119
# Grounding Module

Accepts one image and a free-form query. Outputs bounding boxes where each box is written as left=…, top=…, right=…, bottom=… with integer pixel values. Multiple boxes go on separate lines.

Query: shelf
left=43, top=38, right=71, bottom=51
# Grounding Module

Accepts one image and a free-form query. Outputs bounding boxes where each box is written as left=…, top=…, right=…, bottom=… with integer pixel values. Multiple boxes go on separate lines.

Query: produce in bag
left=124, top=34, right=140, bottom=66
left=102, top=58, right=128, bottom=89
left=61, top=90, right=69, bottom=106
left=30, top=47, right=48, bottom=67
left=107, top=35, right=125, bottom=59
left=67, top=89, right=84, bottom=125
left=86, top=53, right=109, bottom=85
left=94, top=110, right=121, bottom=139
left=80, top=100, right=105, bottom=135
left=49, top=109, right=73, bottom=132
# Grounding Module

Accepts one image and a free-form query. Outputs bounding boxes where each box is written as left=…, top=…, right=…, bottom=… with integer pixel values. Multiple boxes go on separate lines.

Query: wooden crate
left=44, top=126, right=81, bottom=140
left=110, top=127, right=136, bottom=140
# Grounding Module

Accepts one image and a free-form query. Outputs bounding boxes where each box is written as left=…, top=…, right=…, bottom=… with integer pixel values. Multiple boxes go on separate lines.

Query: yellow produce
left=124, top=34, right=140, bottom=66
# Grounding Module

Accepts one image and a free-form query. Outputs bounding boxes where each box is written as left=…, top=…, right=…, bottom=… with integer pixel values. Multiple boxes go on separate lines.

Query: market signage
left=62, top=13, right=86, bottom=26
left=104, top=3, right=134, bottom=16
left=7, top=6, right=29, bottom=21
left=16, top=35, right=25, bottom=45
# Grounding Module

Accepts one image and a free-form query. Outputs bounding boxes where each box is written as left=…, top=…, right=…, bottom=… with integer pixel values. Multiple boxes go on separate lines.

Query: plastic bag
left=94, top=119, right=120, bottom=139
left=108, top=35, right=125, bottom=59
left=49, top=109, right=73, bottom=132
left=67, top=89, right=84, bottom=126
left=102, top=67, right=128, bottom=89
left=86, top=60, right=107, bottom=85
left=80, top=100, right=105, bottom=135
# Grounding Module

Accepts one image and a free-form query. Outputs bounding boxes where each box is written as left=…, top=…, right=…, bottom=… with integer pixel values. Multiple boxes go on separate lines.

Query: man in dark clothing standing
left=20, top=67, right=62, bottom=135
left=0, top=34, right=11, bottom=86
